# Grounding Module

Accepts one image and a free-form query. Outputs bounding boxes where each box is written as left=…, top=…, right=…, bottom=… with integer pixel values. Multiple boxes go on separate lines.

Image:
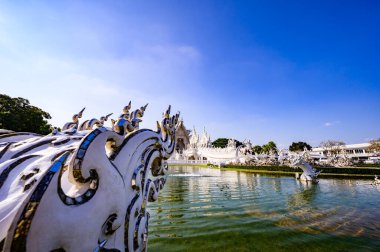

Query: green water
left=148, top=166, right=380, bottom=251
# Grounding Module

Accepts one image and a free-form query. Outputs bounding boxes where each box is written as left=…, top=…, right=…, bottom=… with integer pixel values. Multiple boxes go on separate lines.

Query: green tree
left=252, top=145, right=263, bottom=154
left=212, top=138, right=228, bottom=148
left=262, top=141, right=277, bottom=154
left=368, top=139, right=380, bottom=155
left=212, top=138, right=243, bottom=148
left=289, top=141, right=312, bottom=152
left=0, top=94, right=53, bottom=134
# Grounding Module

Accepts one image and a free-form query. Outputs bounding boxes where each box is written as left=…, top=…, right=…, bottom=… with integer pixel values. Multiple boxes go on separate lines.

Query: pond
left=148, top=166, right=380, bottom=252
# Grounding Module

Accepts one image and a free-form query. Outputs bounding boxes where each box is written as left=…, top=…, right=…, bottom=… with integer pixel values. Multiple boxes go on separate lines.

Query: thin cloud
left=324, top=121, right=340, bottom=127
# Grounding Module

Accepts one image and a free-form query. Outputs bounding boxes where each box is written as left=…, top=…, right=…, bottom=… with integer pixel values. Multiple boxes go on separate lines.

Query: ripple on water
left=148, top=167, right=380, bottom=251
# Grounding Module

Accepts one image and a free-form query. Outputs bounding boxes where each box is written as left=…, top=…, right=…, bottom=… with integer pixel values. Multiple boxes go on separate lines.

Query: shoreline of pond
left=168, top=164, right=379, bottom=179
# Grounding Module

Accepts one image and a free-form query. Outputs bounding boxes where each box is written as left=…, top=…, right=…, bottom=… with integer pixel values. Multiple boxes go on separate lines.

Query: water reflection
left=149, top=166, right=380, bottom=251
left=288, top=181, right=318, bottom=208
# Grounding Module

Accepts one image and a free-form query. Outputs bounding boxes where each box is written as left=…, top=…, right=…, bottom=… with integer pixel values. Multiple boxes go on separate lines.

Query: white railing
left=167, top=160, right=209, bottom=165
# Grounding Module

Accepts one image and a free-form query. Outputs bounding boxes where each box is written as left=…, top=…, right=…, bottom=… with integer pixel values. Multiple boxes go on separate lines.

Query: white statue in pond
left=291, top=154, right=320, bottom=183
left=0, top=103, right=179, bottom=252
left=373, top=175, right=380, bottom=186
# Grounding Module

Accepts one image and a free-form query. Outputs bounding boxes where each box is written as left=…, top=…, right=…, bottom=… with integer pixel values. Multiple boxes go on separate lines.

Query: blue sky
left=0, top=1, right=379, bottom=148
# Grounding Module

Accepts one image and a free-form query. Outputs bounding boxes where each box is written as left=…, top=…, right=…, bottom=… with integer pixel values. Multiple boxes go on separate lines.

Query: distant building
left=172, top=120, right=250, bottom=164
left=311, top=143, right=377, bottom=162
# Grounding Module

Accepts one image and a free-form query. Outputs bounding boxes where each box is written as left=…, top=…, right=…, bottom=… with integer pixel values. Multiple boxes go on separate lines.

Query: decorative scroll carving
left=0, top=103, right=178, bottom=251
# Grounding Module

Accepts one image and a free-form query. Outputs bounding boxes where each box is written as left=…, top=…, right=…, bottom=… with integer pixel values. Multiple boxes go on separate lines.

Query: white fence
left=167, top=160, right=209, bottom=165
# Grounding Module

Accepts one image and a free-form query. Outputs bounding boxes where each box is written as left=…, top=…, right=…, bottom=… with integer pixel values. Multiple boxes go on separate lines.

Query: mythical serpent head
left=0, top=104, right=178, bottom=252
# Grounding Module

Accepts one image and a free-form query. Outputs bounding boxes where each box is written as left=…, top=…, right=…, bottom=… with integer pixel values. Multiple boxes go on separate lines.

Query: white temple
left=171, top=119, right=379, bottom=167
left=170, top=120, right=254, bottom=165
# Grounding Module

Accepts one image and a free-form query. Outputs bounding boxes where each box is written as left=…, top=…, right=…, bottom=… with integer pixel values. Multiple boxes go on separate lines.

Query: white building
left=173, top=119, right=379, bottom=165
left=311, top=143, right=377, bottom=162
left=171, top=120, right=252, bottom=165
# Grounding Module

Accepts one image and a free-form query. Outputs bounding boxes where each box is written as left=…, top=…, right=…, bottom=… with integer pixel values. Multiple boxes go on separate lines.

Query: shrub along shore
left=169, top=164, right=380, bottom=179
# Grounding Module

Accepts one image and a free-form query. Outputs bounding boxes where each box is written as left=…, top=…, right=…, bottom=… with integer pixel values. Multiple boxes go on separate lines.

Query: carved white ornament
left=0, top=103, right=179, bottom=252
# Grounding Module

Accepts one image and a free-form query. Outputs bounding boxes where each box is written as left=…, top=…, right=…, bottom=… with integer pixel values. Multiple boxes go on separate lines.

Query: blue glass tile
left=118, top=120, right=125, bottom=127
left=87, top=133, right=95, bottom=141
left=66, top=197, right=74, bottom=205
left=76, top=196, right=83, bottom=203
left=77, top=149, right=85, bottom=159
left=81, top=140, right=91, bottom=149
left=49, top=161, right=62, bottom=172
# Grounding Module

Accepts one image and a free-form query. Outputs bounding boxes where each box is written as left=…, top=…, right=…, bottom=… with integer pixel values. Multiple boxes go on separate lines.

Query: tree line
left=0, top=94, right=52, bottom=134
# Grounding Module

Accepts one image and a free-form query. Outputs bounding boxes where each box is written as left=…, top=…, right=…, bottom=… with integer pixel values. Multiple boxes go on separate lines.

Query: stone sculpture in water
left=0, top=103, right=179, bottom=251
left=291, top=154, right=321, bottom=183
left=373, top=175, right=380, bottom=186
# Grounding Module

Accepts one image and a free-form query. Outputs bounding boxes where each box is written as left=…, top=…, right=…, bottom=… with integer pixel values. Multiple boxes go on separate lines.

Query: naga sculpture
left=291, top=154, right=321, bottom=183
left=62, top=107, right=86, bottom=131
left=0, top=103, right=179, bottom=252
left=79, top=112, right=113, bottom=131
